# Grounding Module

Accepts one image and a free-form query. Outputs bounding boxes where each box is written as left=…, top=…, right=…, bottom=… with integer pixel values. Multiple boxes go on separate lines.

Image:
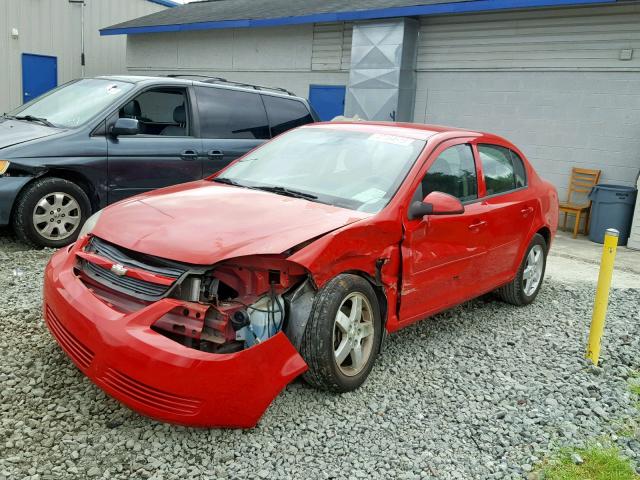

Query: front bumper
left=43, top=246, right=308, bottom=428
left=0, top=176, right=32, bottom=225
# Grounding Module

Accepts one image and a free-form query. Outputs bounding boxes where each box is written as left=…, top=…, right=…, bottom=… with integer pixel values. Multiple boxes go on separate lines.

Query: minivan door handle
left=208, top=150, right=224, bottom=159
left=180, top=150, right=198, bottom=161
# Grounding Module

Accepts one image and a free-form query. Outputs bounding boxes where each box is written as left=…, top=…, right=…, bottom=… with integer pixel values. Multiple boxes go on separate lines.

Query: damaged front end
left=44, top=235, right=316, bottom=428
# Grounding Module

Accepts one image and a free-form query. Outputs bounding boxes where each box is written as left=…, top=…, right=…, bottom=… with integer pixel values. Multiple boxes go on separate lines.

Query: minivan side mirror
left=111, top=118, right=139, bottom=137
left=408, top=191, right=465, bottom=220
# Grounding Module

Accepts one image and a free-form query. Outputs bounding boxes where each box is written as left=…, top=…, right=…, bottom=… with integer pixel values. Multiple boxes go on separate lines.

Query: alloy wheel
left=522, top=244, right=544, bottom=296
left=333, top=292, right=375, bottom=376
left=32, top=192, right=82, bottom=241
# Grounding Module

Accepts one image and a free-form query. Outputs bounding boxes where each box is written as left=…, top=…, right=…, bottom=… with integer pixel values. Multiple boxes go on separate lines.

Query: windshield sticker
left=369, top=133, right=415, bottom=146
left=352, top=187, right=386, bottom=203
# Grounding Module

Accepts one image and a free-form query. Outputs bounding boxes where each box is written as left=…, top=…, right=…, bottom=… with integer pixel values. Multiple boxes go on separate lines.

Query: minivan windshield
left=214, top=127, right=426, bottom=213
left=8, top=79, right=134, bottom=128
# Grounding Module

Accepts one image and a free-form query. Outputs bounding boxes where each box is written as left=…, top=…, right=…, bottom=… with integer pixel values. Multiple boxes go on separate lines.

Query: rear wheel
left=300, top=274, right=381, bottom=392
left=496, top=233, right=547, bottom=306
left=13, top=177, right=91, bottom=248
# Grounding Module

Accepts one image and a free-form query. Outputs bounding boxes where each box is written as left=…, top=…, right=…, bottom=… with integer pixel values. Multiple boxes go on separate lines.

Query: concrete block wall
left=126, top=25, right=350, bottom=101
left=414, top=71, right=640, bottom=203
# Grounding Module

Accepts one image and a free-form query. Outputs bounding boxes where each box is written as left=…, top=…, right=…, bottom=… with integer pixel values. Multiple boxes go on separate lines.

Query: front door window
left=119, top=88, right=190, bottom=137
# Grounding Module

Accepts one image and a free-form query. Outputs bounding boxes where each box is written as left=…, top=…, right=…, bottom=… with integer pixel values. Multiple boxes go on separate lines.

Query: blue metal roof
left=102, top=0, right=616, bottom=36
left=146, top=0, right=179, bottom=8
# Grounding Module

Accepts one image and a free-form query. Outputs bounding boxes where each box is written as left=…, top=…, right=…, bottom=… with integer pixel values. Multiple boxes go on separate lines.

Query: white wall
left=0, top=0, right=166, bottom=113
left=126, top=24, right=350, bottom=99
left=415, top=4, right=640, bottom=203
left=125, top=4, right=640, bottom=209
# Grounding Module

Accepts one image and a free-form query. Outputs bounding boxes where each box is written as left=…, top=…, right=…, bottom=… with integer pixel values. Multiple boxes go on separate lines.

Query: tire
left=496, top=233, right=547, bottom=306
left=12, top=177, right=91, bottom=248
left=300, top=274, right=381, bottom=392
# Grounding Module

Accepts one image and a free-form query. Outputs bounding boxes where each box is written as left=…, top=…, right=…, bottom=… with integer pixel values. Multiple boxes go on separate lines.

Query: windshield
left=8, top=79, right=135, bottom=128
left=215, top=127, right=426, bottom=213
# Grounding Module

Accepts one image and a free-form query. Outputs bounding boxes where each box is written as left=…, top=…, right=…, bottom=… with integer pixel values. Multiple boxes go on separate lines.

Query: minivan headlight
left=0, top=160, right=10, bottom=175
left=78, top=210, right=103, bottom=239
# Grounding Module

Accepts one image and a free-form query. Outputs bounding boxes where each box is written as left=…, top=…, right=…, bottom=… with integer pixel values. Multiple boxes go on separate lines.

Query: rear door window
left=262, top=96, right=314, bottom=136
left=195, top=86, right=269, bottom=139
left=478, top=144, right=527, bottom=195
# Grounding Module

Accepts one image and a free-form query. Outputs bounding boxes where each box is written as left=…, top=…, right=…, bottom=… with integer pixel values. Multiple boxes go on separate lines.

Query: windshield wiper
left=212, top=177, right=243, bottom=186
left=14, top=115, right=56, bottom=127
left=252, top=185, right=318, bottom=200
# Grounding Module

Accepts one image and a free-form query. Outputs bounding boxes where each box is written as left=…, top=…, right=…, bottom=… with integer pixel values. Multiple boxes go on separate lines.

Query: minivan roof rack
left=165, top=74, right=296, bottom=96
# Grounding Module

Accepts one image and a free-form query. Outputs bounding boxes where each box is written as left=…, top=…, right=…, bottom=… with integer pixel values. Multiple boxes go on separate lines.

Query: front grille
left=101, top=368, right=203, bottom=416
left=79, top=237, right=189, bottom=300
left=84, top=261, right=169, bottom=297
left=45, top=305, right=94, bottom=369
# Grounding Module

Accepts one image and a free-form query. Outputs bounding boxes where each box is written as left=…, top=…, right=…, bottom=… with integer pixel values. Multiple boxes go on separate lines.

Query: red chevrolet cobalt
left=43, top=122, right=558, bottom=427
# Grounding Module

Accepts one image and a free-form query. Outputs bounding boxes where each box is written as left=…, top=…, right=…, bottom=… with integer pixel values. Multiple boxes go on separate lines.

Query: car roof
left=92, top=75, right=306, bottom=101
left=306, top=121, right=486, bottom=141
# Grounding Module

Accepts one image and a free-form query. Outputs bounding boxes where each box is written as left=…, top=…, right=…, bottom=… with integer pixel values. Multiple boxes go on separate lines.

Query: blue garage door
left=309, top=85, right=346, bottom=121
left=22, top=53, right=58, bottom=104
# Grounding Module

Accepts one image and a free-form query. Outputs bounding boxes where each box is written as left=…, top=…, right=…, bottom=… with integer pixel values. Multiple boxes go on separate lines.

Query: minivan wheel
left=496, top=233, right=547, bottom=306
left=300, top=274, right=381, bottom=393
left=13, top=177, right=91, bottom=248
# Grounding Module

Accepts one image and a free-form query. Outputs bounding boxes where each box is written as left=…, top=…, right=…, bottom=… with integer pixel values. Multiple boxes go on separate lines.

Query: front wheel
left=12, top=177, right=91, bottom=248
left=496, top=233, right=547, bottom=306
left=300, top=274, right=381, bottom=392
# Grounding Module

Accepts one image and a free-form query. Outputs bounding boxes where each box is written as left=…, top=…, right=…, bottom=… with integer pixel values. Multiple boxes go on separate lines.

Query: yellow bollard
left=585, top=228, right=619, bottom=365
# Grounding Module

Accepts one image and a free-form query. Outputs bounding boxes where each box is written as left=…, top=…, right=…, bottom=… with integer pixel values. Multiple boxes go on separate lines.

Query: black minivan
left=0, top=75, right=318, bottom=247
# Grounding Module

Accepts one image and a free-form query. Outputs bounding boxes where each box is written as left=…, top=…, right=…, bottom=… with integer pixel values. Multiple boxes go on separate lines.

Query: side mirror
left=111, top=118, right=139, bottom=137
left=408, top=191, right=465, bottom=220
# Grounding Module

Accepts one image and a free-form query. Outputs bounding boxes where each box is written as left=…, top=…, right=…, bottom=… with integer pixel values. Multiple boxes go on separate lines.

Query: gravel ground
left=1, top=230, right=639, bottom=480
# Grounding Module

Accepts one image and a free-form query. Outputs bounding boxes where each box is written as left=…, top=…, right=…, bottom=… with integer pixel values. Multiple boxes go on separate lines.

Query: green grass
left=541, top=445, right=639, bottom=480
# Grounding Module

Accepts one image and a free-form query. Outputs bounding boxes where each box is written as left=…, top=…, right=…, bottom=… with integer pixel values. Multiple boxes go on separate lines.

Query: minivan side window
left=195, top=87, right=269, bottom=139
left=262, top=96, right=314, bottom=137
left=478, top=144, right=527, bottom=195
left=420, top=144, right=478, bottom=202
left=119, top=88, right=190, bottom=136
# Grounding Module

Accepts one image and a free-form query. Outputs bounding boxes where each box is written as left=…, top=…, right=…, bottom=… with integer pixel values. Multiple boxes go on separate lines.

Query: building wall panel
left=0, top=0, right=166, bottom=113
left=311, top=22, right=352, bottom=71
left=127, top=24, right=349, bottom=100
left=418, top=4, right=640, bottom=71
left=414, top=70, right=640, bottom=202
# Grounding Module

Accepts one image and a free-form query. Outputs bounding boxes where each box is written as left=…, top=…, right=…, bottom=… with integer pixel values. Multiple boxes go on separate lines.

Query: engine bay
left=77, top=243, right=310, bottom=354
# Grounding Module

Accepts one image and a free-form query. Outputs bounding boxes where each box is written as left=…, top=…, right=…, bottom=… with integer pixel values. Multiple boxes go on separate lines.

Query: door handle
left=468, top=220, right=487, bottom=231
left=180, top=150, right=198, bottom=160
left=208, top=150, right=224, bottom=159
left=521, top=206, right=534, bottom=217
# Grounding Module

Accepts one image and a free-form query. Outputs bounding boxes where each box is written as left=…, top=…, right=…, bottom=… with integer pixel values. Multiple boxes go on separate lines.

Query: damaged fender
left=289, top=217, right=403, bottom=333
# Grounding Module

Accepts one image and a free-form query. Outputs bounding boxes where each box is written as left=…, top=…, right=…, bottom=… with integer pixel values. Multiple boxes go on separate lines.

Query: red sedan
left=43, top=122, right=558, bottom=428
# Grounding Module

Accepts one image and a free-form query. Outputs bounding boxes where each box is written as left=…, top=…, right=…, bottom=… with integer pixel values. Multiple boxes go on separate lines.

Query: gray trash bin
left=588, top=184, right=638, bottom=246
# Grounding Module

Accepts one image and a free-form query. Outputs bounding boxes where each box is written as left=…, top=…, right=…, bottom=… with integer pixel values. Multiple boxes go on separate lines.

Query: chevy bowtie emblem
left=110, top=264, right=128, bottom=276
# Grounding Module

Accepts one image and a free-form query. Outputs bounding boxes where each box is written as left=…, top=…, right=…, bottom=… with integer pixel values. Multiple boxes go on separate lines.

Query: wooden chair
left=559, top=167, right=601, bottom=238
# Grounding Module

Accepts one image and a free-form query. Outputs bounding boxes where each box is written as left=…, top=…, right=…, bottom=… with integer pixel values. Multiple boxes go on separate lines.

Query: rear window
left=262, top=96, right=314, bottom=137
left=478, top=144, right=527, bottom=195
left=195, top=86, right=269, bottom=139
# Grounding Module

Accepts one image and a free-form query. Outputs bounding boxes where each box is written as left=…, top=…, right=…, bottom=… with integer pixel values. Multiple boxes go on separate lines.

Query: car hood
left=92, top=181, right=371, bottom=265
left=0, top=118, right=62, bottom=149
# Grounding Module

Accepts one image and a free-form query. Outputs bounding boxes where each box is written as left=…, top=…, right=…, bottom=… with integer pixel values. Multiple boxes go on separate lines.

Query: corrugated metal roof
left=101, top=0, right=617, bottom=35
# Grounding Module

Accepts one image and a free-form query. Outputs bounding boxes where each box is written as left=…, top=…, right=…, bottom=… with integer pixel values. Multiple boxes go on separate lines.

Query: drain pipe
left=69, top=0, right=86, bottom=77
